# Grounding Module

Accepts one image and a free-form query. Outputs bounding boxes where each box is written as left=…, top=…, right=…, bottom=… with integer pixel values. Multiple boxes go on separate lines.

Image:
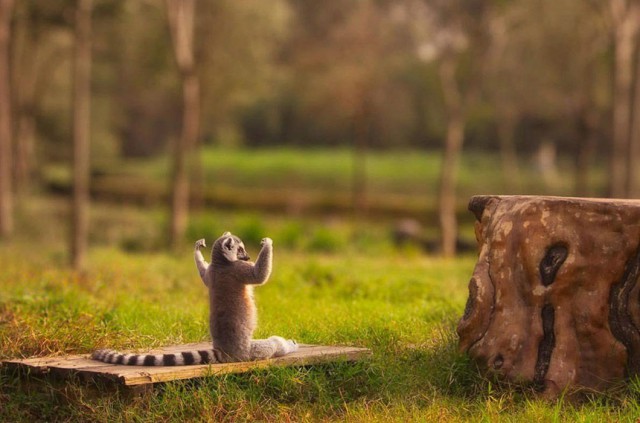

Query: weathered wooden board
left=1, top=343, right=371, bottom=386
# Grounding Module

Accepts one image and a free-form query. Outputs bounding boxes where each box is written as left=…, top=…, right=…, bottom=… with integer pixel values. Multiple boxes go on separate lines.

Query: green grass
left=44, top=146, right=608, bottom=223
left=0, top=144, right=624, bottom=422
left=3, top=198, right=640, bottom=421
left=152, top=146, right=601, bottom=197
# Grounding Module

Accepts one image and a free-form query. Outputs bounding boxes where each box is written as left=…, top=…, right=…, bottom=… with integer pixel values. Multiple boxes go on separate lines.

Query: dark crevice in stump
left=534, top=304, right=555, bottom=390
left=493, top=354, right=504, bottom=370
left=609, top=242, right=640, bottom=375
left=539, top=243, right=568, bottom=287
left=533, top=243, right=566, bottom=390
left=463, top=278, right=478, bottom=321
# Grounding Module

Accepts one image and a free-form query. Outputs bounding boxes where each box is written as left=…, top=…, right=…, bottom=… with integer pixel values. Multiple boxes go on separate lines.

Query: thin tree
left=166, top=0, right=200, bottom=251
left=413, top=0, right=489, bottom=257
left=629, top=17, right=640, bottom=197
left=352, top=92, right=370, bottom=217
left=609, top=0, right=640, bottom=198
left=12, top=1, right=39, bottom=194
left=287, top=1, right=398, bottom=217
left=0, top=0, right=14, bottom=239
left=71, top=0, right=92, bottom=270
left=437, top=55, right=466, bottom=257
left=574, top=69, right=600, bottom=197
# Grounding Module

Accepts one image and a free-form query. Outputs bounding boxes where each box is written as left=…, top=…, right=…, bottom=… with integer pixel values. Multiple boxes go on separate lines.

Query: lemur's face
left=219, top=232, right=250, bottom=262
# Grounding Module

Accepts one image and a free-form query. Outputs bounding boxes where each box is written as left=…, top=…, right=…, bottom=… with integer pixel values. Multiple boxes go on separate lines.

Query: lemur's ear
left=222, top=236, right=237, bottom=262
left=222, top=231, right=231, bottom=237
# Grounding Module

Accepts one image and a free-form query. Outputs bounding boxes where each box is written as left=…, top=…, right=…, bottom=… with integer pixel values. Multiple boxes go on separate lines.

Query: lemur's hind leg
left=250, top=336, right=298, bottom=360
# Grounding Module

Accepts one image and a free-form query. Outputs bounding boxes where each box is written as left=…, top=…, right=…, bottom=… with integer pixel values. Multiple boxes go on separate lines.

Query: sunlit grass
left=3, top=223, right=640, bottom=420
left=0, top=168, right=632, bottom=422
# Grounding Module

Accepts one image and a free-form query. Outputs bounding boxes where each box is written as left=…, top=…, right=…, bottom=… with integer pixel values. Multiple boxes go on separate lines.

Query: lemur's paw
left=195, top=239, right=206, bottom=249
left=287, top=339, right=299, bottom=353
left=261, top=237, right=273, bottom=246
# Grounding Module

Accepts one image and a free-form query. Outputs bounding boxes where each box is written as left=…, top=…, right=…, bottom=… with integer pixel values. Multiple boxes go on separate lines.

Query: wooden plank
left=1, top=343, right=371, bottom=386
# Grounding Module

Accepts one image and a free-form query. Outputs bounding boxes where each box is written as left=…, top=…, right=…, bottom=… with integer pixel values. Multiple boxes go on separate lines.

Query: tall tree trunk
left=438, top=58, right=465, bottom=257
left=609, top=0, right=640, bottom=198
left=71, top=0, right=92, bottom=270
left=0, top=0, right=14, bottom=239
left=629, top=24, right=640, bottom=198
left=496, top=114, right=519, bottom=192
left=574, top=62, right=599, bottom=197
left=352, top=94, right=369, bottom=217
left=166, top=0, right=199, bottom=251
left=14, top=108, right=35, bottom=193
left=352, top=137, right=367, bottom=217
left=169, top=72, right=199, bottom=250
left=12, top=2, right=38, bottom=194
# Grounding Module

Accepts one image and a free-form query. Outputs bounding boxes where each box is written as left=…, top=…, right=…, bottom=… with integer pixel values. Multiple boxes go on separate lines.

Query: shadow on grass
left=6, top=328, right=640, bottom=421
left=0, top=357, right=381, bottom=421
left=389, top=328, right=640, bottom=418
left=0, top=367, right=133, bottom=422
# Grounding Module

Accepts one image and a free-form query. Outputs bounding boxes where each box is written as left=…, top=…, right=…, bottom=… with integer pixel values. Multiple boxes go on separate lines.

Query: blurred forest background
left=0, top=0, right=638, bottom=268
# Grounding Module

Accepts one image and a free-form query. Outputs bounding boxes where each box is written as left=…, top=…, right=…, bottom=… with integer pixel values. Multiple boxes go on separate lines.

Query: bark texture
left=437, top=57, right=465, bottom=257
left=458, top=195, right=640, bottom=397
left=166, top=0, right=199, bottom=251
left=0, top=0, right=14, bottom=238
left=609, top=0, right=640, bottom=198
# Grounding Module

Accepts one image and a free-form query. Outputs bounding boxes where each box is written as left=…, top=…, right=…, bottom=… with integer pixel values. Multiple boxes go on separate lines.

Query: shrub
left=306, top=227, right=347, bottom=253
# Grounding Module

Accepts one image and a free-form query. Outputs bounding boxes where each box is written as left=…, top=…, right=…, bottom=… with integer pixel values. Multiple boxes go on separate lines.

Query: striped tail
left=91, top=348, right=222, bottom=366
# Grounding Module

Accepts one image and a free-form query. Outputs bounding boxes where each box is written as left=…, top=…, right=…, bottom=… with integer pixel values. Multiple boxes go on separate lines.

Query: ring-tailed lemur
left=91, top=232, right=298, bottom=366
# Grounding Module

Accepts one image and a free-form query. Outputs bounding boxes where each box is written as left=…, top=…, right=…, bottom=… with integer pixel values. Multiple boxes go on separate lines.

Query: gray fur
left=91, top=232, right=297, bottom=366
left=197, top=232, right=297, bottom=361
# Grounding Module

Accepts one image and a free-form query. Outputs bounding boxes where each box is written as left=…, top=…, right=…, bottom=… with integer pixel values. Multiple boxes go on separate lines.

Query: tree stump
left=457, top=195, right=640, bottom=396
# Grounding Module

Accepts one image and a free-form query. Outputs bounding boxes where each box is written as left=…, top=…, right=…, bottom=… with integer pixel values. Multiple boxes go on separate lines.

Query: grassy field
left=44, top=147, right=605, bottom=222
left=0, top=148, right=631, bottom=421
left=2, top=196, right=640, bottom=421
